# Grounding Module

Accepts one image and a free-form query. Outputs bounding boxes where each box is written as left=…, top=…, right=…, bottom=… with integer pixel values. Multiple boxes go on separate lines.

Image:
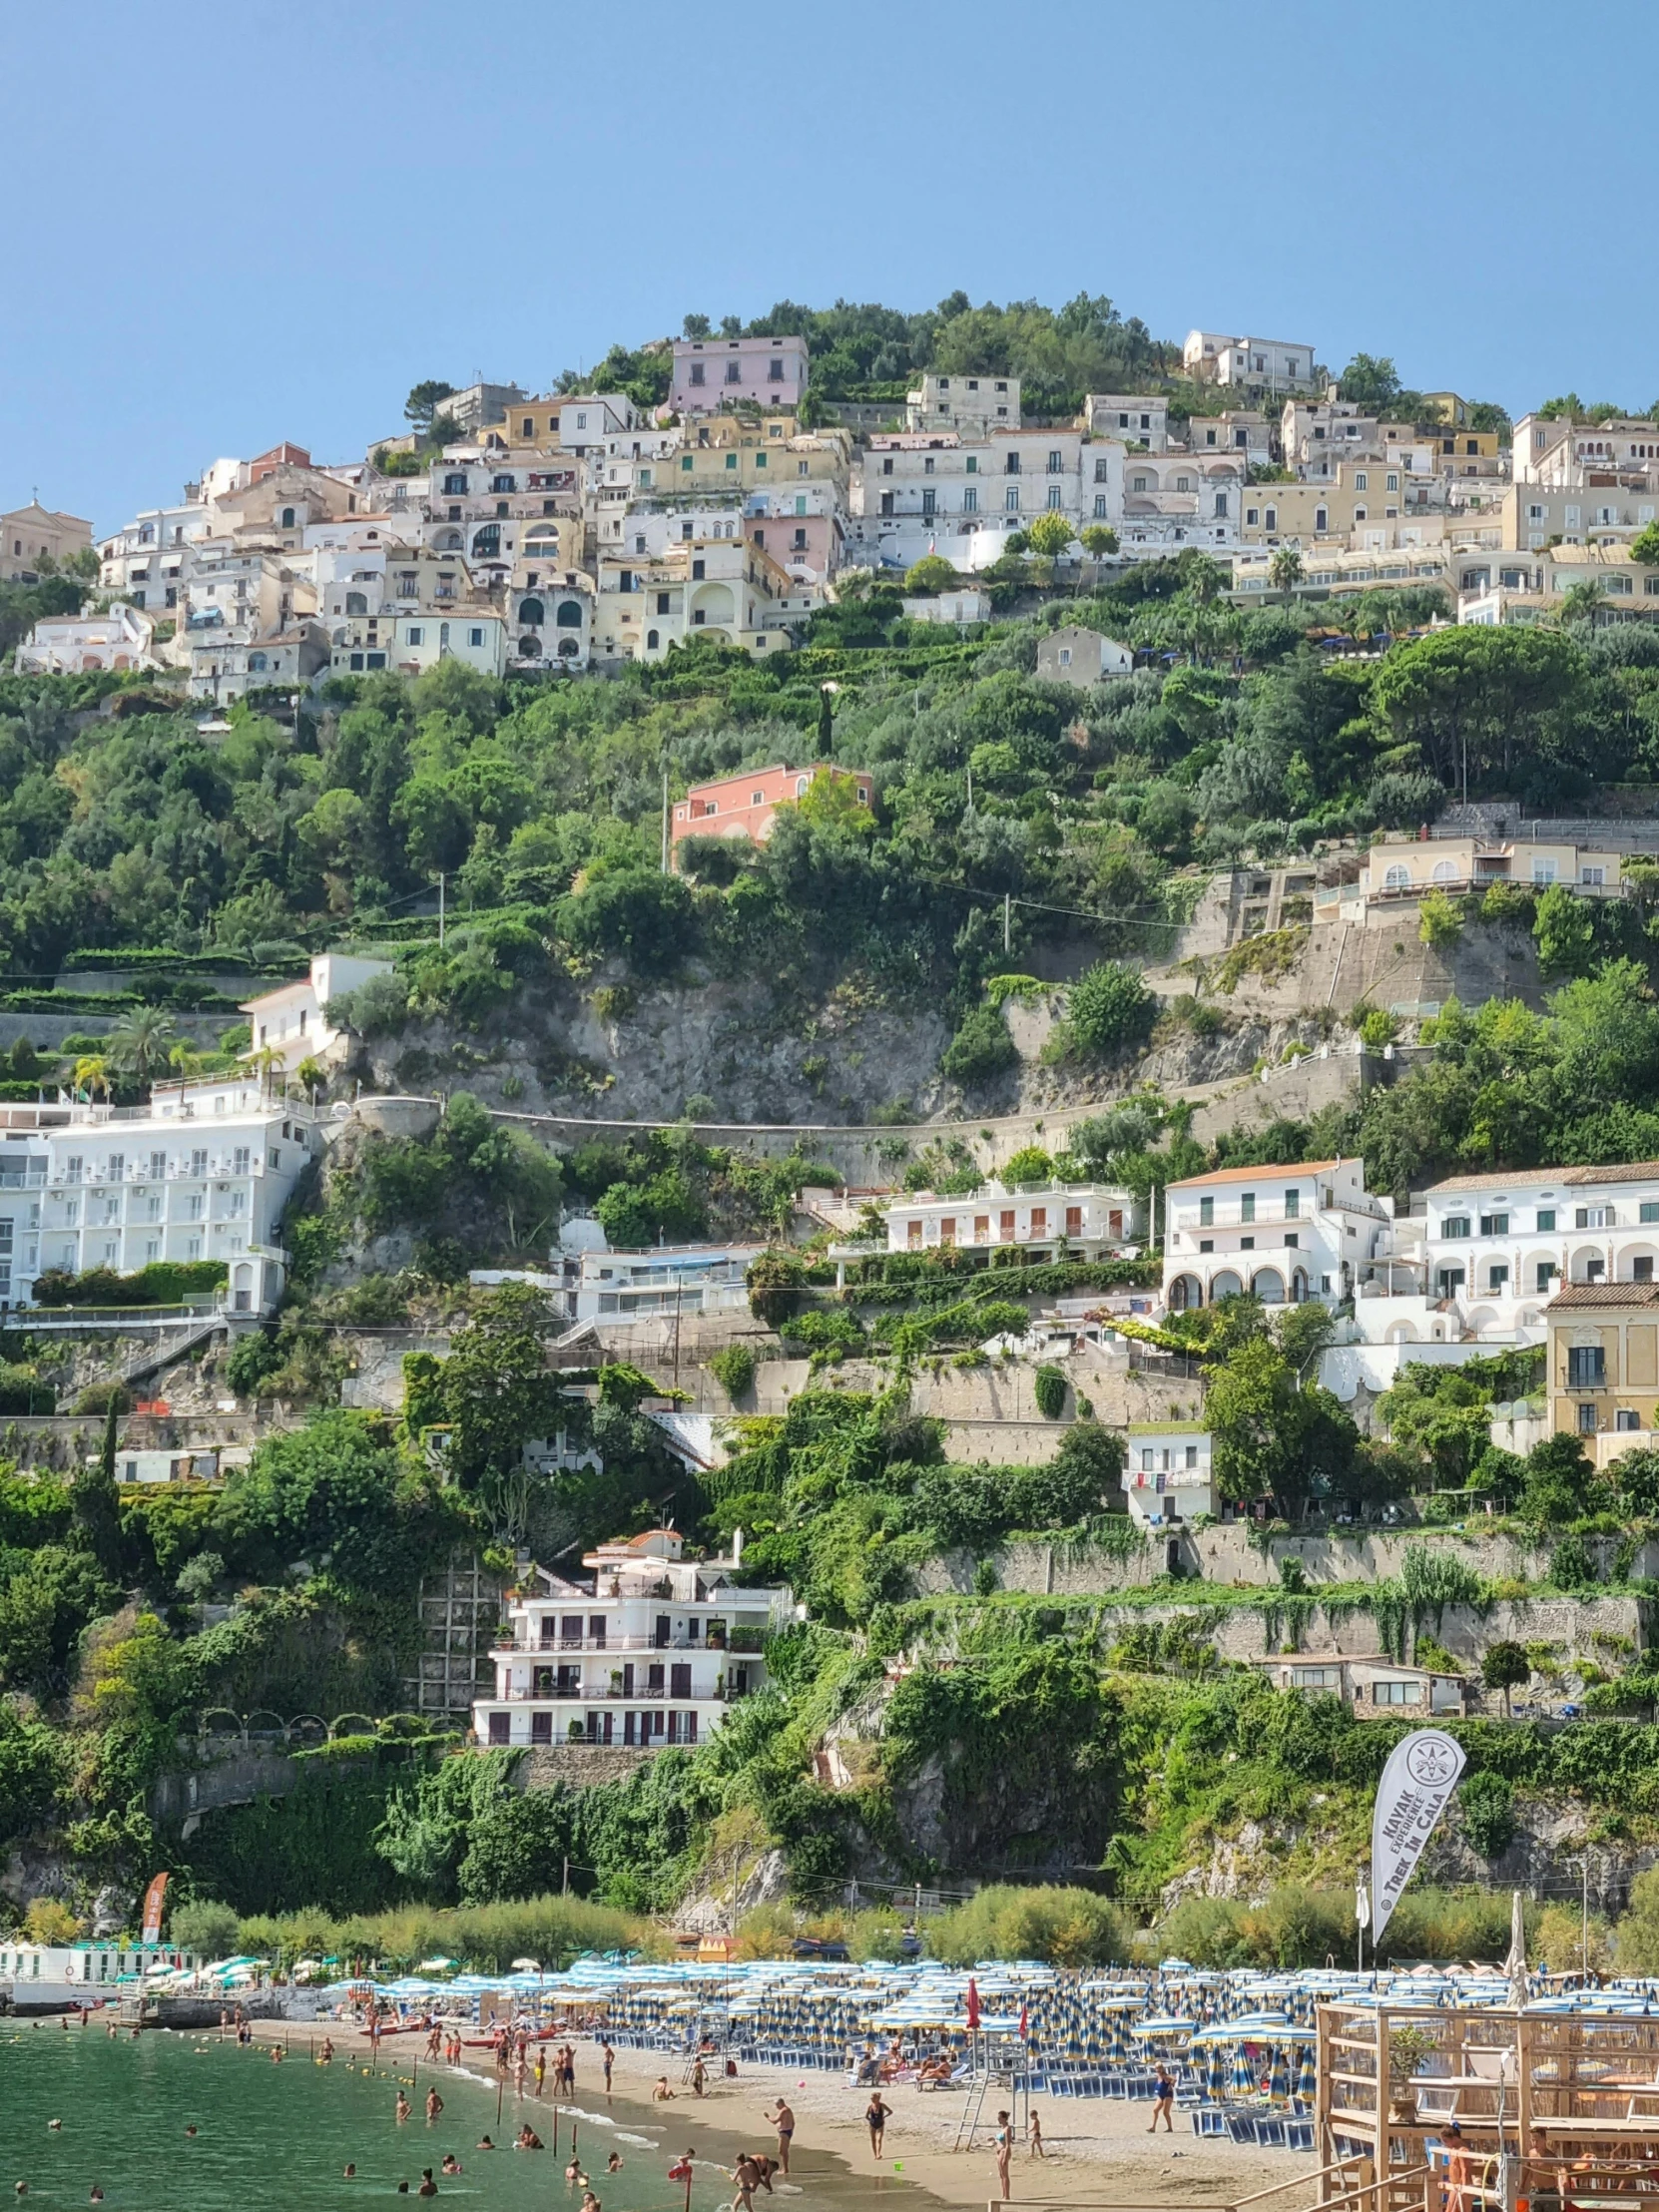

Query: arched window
left=518, top=597, right=545, bottom=626
left=1431, top=859, right=1458, bottom=883
left=345, top=591, right=368, bottom=617
left=442, top=530, right=462, bottom=550
left=518, top=635, right=541, bottom=658
left=1251, top=1267, right=1286, bottom=1306
left=248, top=651, right=268, bottom=673
left=280, top=506, right=295, bottom=529
left=1384, top=863, right=1411, bottom=890
left=647, top=630, right=659, bottom=650
left=1209, top=1270, right=1244, bottom=1301
left=558, top=637, right=579, bottom=657
left=471, top=524, right=500, bottom=559
left=555, top=600, right=583, bottom=627
left=1168, top=1274, right=1203, bottom=1313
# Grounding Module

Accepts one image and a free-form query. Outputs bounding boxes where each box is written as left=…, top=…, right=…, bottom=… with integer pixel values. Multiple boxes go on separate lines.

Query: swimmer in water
left=440, top=2156, right=461, bottom=2176
left=606, top=2153, right=623, bottom=2174
left=417, top=2170, right=437, bottom=2198
left=476, top=2137, right=495, bottom=2152
left=396, top=2092, right=412, bottom=2123
left=89, top=2192, right=103, bottom=2204
left=185, top=2126, right=199, bottom=2139
left=344, top=2166, right=357, bottom=2179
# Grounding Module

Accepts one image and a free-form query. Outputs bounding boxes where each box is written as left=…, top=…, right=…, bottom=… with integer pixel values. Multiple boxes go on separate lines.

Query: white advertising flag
left=1371, top=1728, right=1466, bottom=1942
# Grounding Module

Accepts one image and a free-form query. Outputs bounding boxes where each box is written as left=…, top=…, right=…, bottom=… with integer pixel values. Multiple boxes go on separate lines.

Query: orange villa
left=670, top=762, right=872, bottom=858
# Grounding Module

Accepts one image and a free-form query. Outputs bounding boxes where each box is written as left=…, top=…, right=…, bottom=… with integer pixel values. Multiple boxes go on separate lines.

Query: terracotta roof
left=1426, top=1161, right=1659, bottom=1195
left=1549, top=1282, right=1659, bottom=1310
left=1166, top=1160, right=1342, bottom=1190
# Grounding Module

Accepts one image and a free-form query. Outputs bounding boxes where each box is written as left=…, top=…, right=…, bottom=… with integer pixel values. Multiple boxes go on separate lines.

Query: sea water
left=0, top=2025, right=916, bottom=2212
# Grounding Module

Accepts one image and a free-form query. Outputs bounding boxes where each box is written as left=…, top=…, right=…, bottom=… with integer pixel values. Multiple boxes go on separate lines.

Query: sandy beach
left=251, top=2021, right=1299, bottom=2209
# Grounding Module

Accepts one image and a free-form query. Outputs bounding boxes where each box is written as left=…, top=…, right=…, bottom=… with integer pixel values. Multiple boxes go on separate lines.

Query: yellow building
left=1548, top=1280, right=1659, bottom=1465
left=1240, top=457, right=1411, bottom=543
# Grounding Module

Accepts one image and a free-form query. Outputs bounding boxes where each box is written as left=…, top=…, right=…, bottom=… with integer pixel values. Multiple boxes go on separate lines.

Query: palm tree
left=168, top=1042, right=207, bottom=1081
left=73, top=1055, right=111, bottom=1102
left=1268, top=544, right=1305, bottom=599
left=108, top=1007, right=178, bottom=1088
left=1556, top=578, right=1607, bottom=630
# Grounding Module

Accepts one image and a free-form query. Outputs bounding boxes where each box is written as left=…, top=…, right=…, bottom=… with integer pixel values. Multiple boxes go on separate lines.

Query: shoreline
left=247, top=2020, right=1291, bottom=2208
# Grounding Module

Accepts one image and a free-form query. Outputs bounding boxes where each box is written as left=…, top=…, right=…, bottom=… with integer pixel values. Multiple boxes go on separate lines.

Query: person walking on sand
left=1027, top=2109, right=1045, bottom=2161
left=767, top=2100, right=794, bottom=2176
left=602, top=2041, right=615, bottom=2098
left=1148, top=2063, right=1175, bottom=2134
left=993, top=2110, right=1013, bottom=2202
left=691, top=2057, right=707, bottom=2099
left=865, top=2092, right=892, bottom=2159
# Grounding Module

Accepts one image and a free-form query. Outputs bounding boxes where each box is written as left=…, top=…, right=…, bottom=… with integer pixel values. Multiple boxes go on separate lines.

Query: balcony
left=492, top=1682, right=747, bottom=1704
left=497, top=1627, right=759, bottom=1655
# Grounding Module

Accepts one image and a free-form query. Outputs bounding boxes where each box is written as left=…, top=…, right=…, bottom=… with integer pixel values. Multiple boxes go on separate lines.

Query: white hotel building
left=1163, top=1160, right=1393, bottom=1312
left=0, top=1076, right=317, bottom=1314
left=879, top=1181, right=1144, bottom=1259
left=1388, top=1162, right=1659, bottom=1343
left=473, top=1529, right=793, bottom=1753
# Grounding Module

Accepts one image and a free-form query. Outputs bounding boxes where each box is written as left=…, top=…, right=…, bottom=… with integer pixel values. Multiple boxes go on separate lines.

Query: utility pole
left=1003, top=891, right=1011, bottom=954
left=661, top=768, right=670, bottom=872
left=437, top=873, right=445, bottom=947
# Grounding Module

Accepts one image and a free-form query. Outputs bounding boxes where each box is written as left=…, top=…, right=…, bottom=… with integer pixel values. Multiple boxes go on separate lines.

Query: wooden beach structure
left=1319, top=1996, right=1659, bottom=2203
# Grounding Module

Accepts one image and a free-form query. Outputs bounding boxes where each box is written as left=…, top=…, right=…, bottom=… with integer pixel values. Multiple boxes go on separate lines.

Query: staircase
left=117, top=1314, right=226, bottom=1384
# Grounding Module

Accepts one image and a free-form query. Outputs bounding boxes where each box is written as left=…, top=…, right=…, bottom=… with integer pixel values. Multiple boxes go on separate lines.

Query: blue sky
left=5, top=0, right=1656, bottom=535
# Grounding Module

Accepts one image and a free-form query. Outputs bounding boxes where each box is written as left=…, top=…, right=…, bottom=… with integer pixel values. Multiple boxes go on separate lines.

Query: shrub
left=226, top=1330, right=282, bottom=1398
left=748, top=1251, right=807, bottom=1327
left=1002, top=1145, right=1055, bottom=1185
left=941, top=1004, right=1018, bottom=1085
left=170, top=1897, right=242, bottom=1959
left=709, top=1347, right=756, bottom=1401
left=1067, top=961, right=1155, bottom=1057
left=925, top=1883, right=1129, bottom=1966
left=1033, top=1365, right=1067, bottom=1419
left=1458, top=1771, right=1516, bottom=1859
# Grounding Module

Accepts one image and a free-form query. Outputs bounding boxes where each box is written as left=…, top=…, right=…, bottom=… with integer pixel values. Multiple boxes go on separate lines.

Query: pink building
left=671, top=335, right=808, bottom=414
left=671, top=762, right=872, bottom=857
left=747, top=506, right=840, bottom=583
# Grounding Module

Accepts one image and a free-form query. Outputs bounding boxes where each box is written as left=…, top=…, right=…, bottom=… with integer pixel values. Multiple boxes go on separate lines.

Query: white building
left=1246, top=1652, right=1465, bottom=1719
left=0, top=1939, right=191, bottom=2001
left=0, top=1076, right=319, bottom=1314
left=906, top=373, right=1020, bottom=433
left=473, top=1528, right=792, bottom=1751
left=242, top=952, right=392, bottom=1076
left=556, top=1241, right=764, bottom=1324
left=1036, top=626, right=1133, bottom=684
left=1184, top=331, right=1320, bottom=392
left=15, top=603, right=159, bottom=675
left=1163, top=1159, right=1392, bottom=1312
left=1123, top=1422, right=1215, bottom=1526
left=1400, top=1162, right=1659, bottom=1341
left=878, top=1181, right=1143, bottom=1257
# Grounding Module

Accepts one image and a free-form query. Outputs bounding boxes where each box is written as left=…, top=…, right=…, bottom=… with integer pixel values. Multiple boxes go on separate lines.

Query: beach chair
left=1227, top=2112, right=1257, bottom=2144
left=1286, top=2119, right=1315, bottom=2153
left=1191, top=2107, right=1229, bottom=2139
left=1255, top=2116, right=1287, bottom=2148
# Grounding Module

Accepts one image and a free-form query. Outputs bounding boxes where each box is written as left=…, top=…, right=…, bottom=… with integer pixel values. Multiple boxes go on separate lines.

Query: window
left=963, top=487, right=978, bottom=514
left=769, top=357, right=784, bottom=382
left=1240, top=1193, right=1256, bottom=1223
left=1047, top=450, right=1062, bottom=474
left=1199, top=1197, right=1214, bottom=1226
left=1538, top=1209, right=1557, bottom=1231
left=689, top=362, right=705, bottom=387
left=965, top=456, right=977, bottom=474
left=1265, top=507, right=1278, bottom=531
left=1536, top=1261, right=1558, bottom=1291
left=1578, top=1401, right=1598, bottom=1434
left=1005, top=453, right=1020, bottom=474
left=1618, top=1407, right=1642, bottom=1431
left=406, top=626, right=422, bottom=647
left=646, top=629, right=659, bottom=650
left=1315, top=507, right=1328, bottom=532
left=1373, top=1680, right=1422, bottom=1706
left=1356, top=472, right=1369, bottom=491
left=1479, top=1213, right=1509, bottom=1237
left=725, top=453, right=738, bottom=471
left=1094, top=459, right=1110, bottom=483
left=1285, top=1188, right=1300, bottom=1218
left=1486, top=1264, right=1509, bottom=1292
left=1576, top=1206, right=1612, bottom=1230
left=1047, top=486, right=1063, bottom=509
left=1442, top=1215, right=1470, bottom=1240
left=1567, top=1345, right=1606, bottom=1387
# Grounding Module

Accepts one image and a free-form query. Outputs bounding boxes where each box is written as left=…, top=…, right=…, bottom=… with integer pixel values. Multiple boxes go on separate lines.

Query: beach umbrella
left=1206, top=2044, right=1228, bottom=2100
left=1268, top=2045, right=1291, bottom=2100
left=1232, top=2045, right=1257, bottom=2095
left=1296, top=2045, right=1317, bottom=2101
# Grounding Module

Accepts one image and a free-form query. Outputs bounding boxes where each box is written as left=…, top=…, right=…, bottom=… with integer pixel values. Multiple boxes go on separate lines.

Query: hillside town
left=13, top=322, right=1659, bottom=692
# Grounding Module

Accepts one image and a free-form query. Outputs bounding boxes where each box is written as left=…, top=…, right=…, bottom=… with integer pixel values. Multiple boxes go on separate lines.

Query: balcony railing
left=498, top=1629, right=754, bottom=1655
left=492, top=1683, right=749, bottom=1704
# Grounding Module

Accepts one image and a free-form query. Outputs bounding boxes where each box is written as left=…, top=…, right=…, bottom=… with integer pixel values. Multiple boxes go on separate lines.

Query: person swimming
left=606, top=2152, right=623, bottom=2174
left=476, top=2137, right=495, bottom=2152
left=344, top=2166, right=357, bottom=2179
left=440, top=2156, right=461, bottom=2176
left=417, top=2170, right=437, bottom=2198
left=185, top=2126, right=199, bottom=2139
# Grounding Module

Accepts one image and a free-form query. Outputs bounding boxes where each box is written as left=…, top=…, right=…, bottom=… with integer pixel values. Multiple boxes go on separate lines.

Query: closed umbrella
left=1206, top=2044, right=1228, bottom=2100
left=1296, top=2045, right=1317, bottom=2101
left=1269, top=2045, right=1291, bottom=2100
left=1232, top=2045, right=1257, bottom=2095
